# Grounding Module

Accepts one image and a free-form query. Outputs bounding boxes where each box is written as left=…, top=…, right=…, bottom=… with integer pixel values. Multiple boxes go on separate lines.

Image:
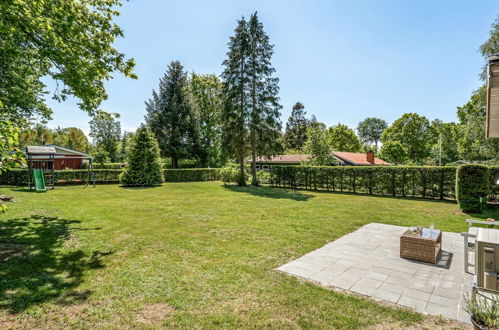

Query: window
left=255, top=164, right=260, bottom=170
left=262, top=164, right=269, bottom=170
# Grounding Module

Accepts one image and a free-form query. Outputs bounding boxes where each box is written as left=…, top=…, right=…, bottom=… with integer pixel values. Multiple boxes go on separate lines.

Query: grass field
left=0, top=182, right=491, bottom=328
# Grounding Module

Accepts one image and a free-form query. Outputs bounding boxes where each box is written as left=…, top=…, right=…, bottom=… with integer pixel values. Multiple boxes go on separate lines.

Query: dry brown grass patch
left=136, top=303, right=175, bottom=325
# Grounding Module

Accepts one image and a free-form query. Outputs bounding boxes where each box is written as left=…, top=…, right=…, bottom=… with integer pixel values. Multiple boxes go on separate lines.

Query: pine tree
left=145, top=61, right=202, bottom=168
left=247, top=12, right=282, bottom=185
left=120, top=125, right=163, bottom=186
left=221, top=13, right=282, bottom=186
left=221, top=17, right=251, bottom=186
left=284, top=102, right=308, bottom=150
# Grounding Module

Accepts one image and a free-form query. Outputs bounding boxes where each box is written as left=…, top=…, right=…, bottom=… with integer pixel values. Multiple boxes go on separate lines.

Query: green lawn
left=0, top=182, right=490, bottom=328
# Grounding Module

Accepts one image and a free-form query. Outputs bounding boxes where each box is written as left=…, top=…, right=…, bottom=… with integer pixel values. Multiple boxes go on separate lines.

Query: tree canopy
left=303, top=126, right=335, bottom=166
left=221, top=13, right=282, bottom=186
left=381, top=113, right=434, bottom=164
left=327, top=124, right=362, bottom=153
left=189, top=73, right=223, bottom=167
left=89, top=111, right=121, bottom=162
left=284, top=102, right=308, bottom=150
left=0, top=0, right=136, bottom=124
left=356, top=117, right=387, bottom=150
left=145, top=61, right=202, bottom=168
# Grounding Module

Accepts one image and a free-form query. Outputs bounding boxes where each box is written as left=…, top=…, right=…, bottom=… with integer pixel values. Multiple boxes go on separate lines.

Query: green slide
left=33, top=169, right=46, bottom=191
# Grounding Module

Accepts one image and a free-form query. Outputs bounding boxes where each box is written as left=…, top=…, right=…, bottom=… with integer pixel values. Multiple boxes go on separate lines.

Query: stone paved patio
left=276, top=223, right=473, bottom=324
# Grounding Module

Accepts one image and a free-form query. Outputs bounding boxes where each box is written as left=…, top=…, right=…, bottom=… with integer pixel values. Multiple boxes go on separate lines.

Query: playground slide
left=33, top=169, right=46, bottom=191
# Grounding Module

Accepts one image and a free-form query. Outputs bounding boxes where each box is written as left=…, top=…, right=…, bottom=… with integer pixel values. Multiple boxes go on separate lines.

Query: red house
left=26, top=145, right=92, bottom=170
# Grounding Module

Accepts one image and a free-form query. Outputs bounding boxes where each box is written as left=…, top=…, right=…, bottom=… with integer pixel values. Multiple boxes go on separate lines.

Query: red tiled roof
left=254, top=154, right=311, bottom=163
left=333, top=152, right=390, bottom=165
left=254, top=152, right=390, bottom=165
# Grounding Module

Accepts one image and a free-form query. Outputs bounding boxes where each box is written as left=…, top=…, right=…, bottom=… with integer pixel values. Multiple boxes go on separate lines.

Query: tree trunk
left=251, top=145, right=258, bottom=186
left=238, top=154, right=246, bottom=186
left=172, top=157, right=178, bottom=169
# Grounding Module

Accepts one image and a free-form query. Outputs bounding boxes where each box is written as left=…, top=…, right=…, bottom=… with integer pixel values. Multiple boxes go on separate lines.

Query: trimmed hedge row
left=91, top=162, right=124, bottom=169
left=456, top=164, right=490, bottom=212
left=164, top=168, right=220, bottom=182
left=0, top=169, right=123, bottom=185
left=270, top=165, right=486, bottom=200
left=0, top=168, right=221, bottom=185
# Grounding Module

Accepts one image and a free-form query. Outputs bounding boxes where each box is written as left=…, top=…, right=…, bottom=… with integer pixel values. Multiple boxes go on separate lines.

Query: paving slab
left=276, top=223, right=473, bottom=324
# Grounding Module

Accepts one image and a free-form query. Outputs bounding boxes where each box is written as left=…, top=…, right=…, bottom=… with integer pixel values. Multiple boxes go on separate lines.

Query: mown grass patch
left=0, top=182, right=488, bottom=328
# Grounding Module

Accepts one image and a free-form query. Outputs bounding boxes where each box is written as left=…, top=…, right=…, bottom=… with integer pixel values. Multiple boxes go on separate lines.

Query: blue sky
left=45, top=0, right=499, bottom=136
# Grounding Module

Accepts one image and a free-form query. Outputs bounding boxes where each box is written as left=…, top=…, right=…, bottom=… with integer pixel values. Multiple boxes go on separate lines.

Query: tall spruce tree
left=221, top=17, right=251, bottom=186
left=120, top=125, right=163, bottom=186
left=284, top=102, right=308, bottom=150
left=145, top=61, right=202, bottom=168
left=247, top=12, right=282, bottom=185
left=221, top=13, right=282, bottom=186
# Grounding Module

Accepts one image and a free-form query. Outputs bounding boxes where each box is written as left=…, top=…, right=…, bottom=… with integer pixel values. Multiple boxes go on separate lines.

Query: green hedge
left=0, top=169, right=123, bottom=185
left=0, top=168, right=221, bottom=185
left=270, top=166, right=460, bottom=199
left=164, top=168, right=220, bottom=182
left=456, top=164, right=490, bottom=212
left=91, top=162, right=124, bottom=169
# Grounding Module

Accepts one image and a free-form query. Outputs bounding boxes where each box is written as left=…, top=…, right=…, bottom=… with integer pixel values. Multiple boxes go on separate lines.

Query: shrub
left=256, top=170, right=271, bottom=184
left=120, top=126, right=163, bottom=186
left=219, top=163, right=249, bottom=185
left=464, top=293, right=498, bottom=329
left=456, top=164, right=490, bottom=213
left=92, top=162, right=124, bottom=169
left=164, top=168, right=220, bottom=182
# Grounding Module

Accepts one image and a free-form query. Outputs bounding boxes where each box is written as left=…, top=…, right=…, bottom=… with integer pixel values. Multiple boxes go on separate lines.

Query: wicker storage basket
left=400, top=229, right=442, bottom=264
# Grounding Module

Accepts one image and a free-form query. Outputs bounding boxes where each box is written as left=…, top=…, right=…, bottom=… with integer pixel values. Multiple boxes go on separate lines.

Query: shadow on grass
left=118, top=185, right=163, bottom=190
left=0, top=215, right=111, bottom=313
left=268, top=186, right=460, bottom=204
left=223, top=185, right=314, bottom=201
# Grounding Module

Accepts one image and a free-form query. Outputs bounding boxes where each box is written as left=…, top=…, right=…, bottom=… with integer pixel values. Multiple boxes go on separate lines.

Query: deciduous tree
left=89, top=111, right=121, bottom=162
left=188, top=73, right=223, bottom=166
left=327, top=124, right=362, bottom=152
left=303, top=126, right=335, bottom=165
left=381, top=113, right=434, bottom=164
left=356, top=117, right=387, bottom=151
left=0, top=0, right=136, bottom=124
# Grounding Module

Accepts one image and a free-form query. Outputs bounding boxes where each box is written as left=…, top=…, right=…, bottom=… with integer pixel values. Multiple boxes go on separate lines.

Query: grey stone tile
left=350, top=277, right=382, bottom=296
left=429, top=294, right=459, bottom=308
left=373, top=289, right=401, bottom=303
left=398, top=295, right=428, bottom=312
left=407, top=280, right=434, bottom=293
left=425, top=302, right=457, bottom=319
left=379, top=282, right=406, bottom=295
left=366, top=271, right=388, bottom=282
left=403, top=288, right=432, bottom=301
left=385, top=275, right=410, bottom=286
left=329, top=277, right=356, bottom=290
left=432, top=287, right=462, bottom=300
left=338, top=267, right=365, bottom=283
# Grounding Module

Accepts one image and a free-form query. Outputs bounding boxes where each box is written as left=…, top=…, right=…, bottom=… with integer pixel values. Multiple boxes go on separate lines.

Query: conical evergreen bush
left=120, top=125, right=163, bottom=186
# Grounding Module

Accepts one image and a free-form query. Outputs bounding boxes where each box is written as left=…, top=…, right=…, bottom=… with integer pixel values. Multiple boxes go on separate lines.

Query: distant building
left=25, top=145, right=92, bottom=170
left=252, top=151, right=390, bottom=170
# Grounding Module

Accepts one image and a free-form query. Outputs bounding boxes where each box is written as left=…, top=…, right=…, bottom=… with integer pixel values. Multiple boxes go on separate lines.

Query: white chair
left=462, top=219, right=499, bottom=274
